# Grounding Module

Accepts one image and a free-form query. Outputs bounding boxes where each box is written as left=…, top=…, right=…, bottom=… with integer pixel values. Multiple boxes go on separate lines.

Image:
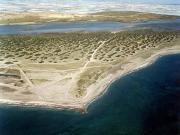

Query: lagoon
left=0, top=19, right=180, bottom=35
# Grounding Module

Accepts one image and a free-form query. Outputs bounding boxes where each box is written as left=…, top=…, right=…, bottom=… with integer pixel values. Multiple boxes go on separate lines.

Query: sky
left=0, top=0, right=180, bottom=15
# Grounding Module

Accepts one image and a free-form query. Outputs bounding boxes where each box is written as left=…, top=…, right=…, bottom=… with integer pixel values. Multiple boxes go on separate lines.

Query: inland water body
left=0, top=19, right=180, bottom=35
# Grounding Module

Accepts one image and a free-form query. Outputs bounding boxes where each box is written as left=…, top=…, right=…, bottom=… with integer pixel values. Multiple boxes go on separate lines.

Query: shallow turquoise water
left=0, top=54, right=180, bottom=135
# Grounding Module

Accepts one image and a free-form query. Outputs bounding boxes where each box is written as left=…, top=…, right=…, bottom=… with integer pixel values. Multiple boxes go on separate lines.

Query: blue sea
left=0, top=54, right=180, bottom=135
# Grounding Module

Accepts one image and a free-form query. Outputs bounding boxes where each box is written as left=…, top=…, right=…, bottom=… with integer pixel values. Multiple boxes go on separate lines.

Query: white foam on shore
left=0, top=0, right=180, bottom=16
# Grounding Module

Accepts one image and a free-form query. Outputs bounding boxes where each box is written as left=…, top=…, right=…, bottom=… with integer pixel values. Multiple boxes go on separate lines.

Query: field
left=0, top=30, right=180, bottom=108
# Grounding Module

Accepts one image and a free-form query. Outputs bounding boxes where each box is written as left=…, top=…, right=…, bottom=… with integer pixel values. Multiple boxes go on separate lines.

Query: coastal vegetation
left=0, top=31, right=179, bottom=64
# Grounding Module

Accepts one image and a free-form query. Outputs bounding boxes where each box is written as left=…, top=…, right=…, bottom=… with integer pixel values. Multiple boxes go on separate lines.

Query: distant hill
left=0, top=11, right=179, bottom=25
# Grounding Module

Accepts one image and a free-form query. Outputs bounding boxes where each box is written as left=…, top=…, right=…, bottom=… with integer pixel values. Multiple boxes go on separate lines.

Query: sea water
left=0, top=54, right=180, bottom=135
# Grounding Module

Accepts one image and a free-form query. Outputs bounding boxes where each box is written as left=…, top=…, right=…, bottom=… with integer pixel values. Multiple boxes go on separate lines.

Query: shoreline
left=82, top=46, right=180, bottom=111
left=0, top=46, right=180, bottom=112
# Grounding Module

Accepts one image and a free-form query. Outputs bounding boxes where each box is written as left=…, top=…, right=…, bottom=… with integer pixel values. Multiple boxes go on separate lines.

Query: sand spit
left=0, top=31, right=180, bottom=111
left=0, top=46, right=180, bottom=111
